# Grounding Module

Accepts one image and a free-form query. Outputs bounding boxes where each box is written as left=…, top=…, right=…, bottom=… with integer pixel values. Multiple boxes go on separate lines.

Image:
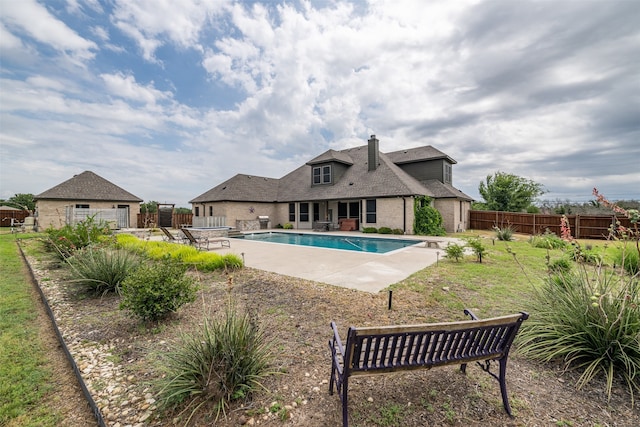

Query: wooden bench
left=328, top=309, right=529, bottom=427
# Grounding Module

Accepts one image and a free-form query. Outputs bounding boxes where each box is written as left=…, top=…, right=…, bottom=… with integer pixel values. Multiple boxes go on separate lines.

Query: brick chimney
left=368, top=134, right=379, bottom=171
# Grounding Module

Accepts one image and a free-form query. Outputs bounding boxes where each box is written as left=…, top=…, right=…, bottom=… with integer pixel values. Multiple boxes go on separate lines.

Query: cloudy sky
left=1, top=0, right=639, bottom=208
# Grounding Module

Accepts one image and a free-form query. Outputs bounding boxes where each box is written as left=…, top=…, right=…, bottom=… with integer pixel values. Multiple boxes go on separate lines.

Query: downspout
left=403, top=197, right=406, bottom=233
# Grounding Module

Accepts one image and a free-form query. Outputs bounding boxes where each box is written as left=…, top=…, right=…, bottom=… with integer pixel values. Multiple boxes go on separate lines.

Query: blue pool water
left=237, top=232, right=420, bottom=254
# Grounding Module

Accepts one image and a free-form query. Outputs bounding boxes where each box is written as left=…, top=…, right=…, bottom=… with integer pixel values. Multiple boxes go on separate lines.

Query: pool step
left=227, top=230, right=243, bottom=238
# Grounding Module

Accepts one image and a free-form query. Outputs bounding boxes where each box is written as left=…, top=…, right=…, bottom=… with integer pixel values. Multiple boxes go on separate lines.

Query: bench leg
left=498, top=358, right=513, bottom=416
left=341, top=377, right=349, bottom=427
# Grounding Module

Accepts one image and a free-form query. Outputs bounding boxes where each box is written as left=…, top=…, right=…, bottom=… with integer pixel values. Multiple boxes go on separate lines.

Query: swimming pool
left=237, top=232, right=420, bottom=254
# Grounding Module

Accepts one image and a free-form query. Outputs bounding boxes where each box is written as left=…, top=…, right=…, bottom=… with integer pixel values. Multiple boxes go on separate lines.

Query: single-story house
left=34, top=171, right=142, bottom=230
left=189, top=136, right=472, bottom=234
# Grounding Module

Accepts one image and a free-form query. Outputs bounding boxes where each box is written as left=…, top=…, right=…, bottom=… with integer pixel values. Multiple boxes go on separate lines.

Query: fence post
left=575, top=215, right=580, bottom=239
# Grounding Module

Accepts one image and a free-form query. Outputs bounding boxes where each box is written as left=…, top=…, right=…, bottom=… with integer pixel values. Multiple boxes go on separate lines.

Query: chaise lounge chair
left=160, top=227, right=187, bottom=243
left=181, top=228, right=230, bottom=251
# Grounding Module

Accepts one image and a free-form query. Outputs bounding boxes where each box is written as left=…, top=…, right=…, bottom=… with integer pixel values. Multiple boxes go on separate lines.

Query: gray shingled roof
left=189, top=174, right=279, bottom=203
left=191, top=143, right=471, bottom=203
left=277, top=145, right=431, bottom=202
left=386, top=145, right=457, bottom=164
left=306, top=149, right=354, bottom=166
left=34, top=171, right=142, bottom=202
left=421, top=179, right=473, bottom=200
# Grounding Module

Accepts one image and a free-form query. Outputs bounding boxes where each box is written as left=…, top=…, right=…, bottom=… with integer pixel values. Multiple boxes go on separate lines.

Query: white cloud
left=111, top=0, right=227, bottom=61
left=100, top=72, right=173, bottom=105
left=1, top=0, right=97, bottom=62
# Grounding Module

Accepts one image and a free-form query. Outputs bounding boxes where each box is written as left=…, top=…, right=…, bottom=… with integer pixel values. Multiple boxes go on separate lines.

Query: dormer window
left=444, top=163, right=452, bottom=184
left=313, top=165, right=332, bottom=184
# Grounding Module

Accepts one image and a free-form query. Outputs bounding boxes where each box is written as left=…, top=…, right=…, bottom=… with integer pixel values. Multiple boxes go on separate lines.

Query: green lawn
left=0, top=231, right=62, bottom=427
left=391, top=231, right=613, bottom=318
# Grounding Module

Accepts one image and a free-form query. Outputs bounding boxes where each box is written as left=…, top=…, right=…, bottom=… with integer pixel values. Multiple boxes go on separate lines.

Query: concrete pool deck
left=206, top=230, right=462, bottom=293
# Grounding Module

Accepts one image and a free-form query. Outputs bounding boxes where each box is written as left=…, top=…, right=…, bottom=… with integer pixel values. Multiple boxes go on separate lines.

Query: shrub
left=518, top=265, right=640, bottom=404
left=443, top=243, right=465, bottom=262
left=414, top=196, right=446, bottom=236
left=114, top=234, right=243, bottom=272
left=157, top=303, right=273, bottom=421
left=612, top=246, right=639, bottom=276
left=362, top=227, right=377, bottom=233
left=67, top=247, right=140, bottom=295
left=530, top=229, right=567, bottom=250
left=493, top=225, right=514, bottom=241
left=45, top=215, right=112, bottom=258
left=464, top=236, right=487, bottom=263
left=548, top=257, right=572, bottom=274
left=378, top=227, right=392, bottom=234
left=392, top=228, right=404, bottom=235
left=119, top=259, right=197, bottom=322
left=568, top=245, right=603, bottom=265
left=283, top=223, right=293, bottom=230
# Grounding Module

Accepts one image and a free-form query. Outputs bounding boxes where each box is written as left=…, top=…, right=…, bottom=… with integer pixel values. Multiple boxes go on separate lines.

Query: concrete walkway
left=207, top=231, right=460, bottom=293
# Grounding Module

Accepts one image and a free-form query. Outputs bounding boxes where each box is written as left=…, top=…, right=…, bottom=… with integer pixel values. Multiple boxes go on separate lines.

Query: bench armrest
left=330, top=321, right=345, bottom=357
left=463, top=308, right=479, bottom=320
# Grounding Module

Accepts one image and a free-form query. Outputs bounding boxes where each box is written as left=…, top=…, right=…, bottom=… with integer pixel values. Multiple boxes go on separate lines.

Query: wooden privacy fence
left=137, top=213, right=193, bottom=228
left=0, top=209, right=30, bottom=227
left=469, top=210, right=633, bottom=239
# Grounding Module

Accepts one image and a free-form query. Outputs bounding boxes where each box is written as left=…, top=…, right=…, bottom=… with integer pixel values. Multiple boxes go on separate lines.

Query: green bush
left=568, top=245, right=603, bottom=265
left=67, top=247, right=140, bottom=295
left=378, top=227, right=392, bottom=234
left=119, top=259, right=197, bottom=322
left=530, top=230, right=567, bottom=250
left=45, top=215, right=112, bottom=258
left=114, top=234, right=243, bottom=272
left=158, top=303, right=273, bottom=421
left=362, top=227, right=377, bottom=233
left=518, top=266, right=640, bottom=403
left=283, top=223, right=293, bottom=230
left=443, top=243, right=465, bottom=262
left=464, top=236, right=487, bottom=263
left=392, top=228, right=404, bottom=235
left=548, top=257, right=572, bottom=274
left=612, top=246, right=640, bottom=276
left=493, top=225, right=514, bottom=241
left=413, top=196, right=446, bottom=236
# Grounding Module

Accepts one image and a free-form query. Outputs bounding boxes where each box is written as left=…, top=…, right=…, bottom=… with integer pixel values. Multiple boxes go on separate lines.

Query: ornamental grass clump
left=517, top=265, right=639, bottom=404
left=493, top=224, right=514, bottom=241
left=67, top=246, right=141, bottom=295
left=157, top=303, right=273, bottom=423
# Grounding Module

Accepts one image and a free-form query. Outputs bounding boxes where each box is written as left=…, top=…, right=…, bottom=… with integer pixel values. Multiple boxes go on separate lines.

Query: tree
left=6, top=193, right=36, bottom=212
left=140, top=201, right=158, bottom=214
left=477, top=172, right=545, bottom=212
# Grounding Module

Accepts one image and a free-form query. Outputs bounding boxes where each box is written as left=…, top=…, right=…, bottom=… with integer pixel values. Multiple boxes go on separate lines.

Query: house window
left=322, top=166, right=331, bottom=183
left=289, top=203, right=295, bottom=222
left=444, top=163, right=452, bottom=184
left=75, top=204, right=89, bottom=209
left=312, top=165, right=332, bottom=184
left=313, top=203, right=320, bottom=221
left=338, top=202, right=348, bottom=219
left=209, top=206, right=213, bottom=216
left=366, top=199, right=376, bottom=223
left=195, top=206, right=200, bottom=217
left=299, top=203, right=309, bottom=222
